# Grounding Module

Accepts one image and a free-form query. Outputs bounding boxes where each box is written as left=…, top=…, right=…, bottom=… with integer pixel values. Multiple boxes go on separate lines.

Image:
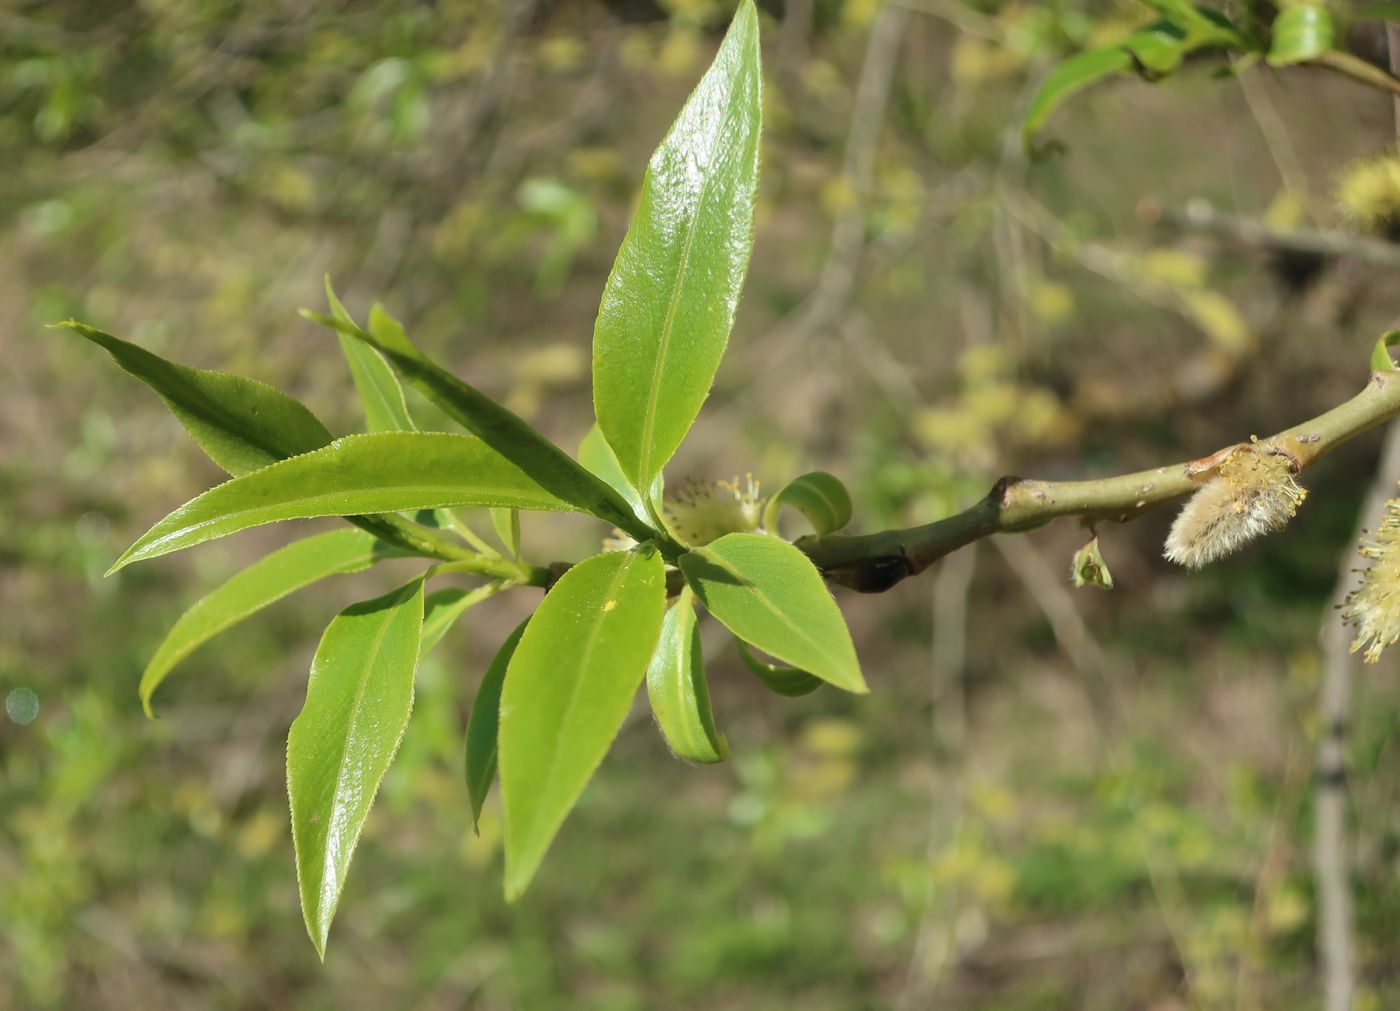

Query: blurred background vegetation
left=5, top=0, right=1400, bottom=1007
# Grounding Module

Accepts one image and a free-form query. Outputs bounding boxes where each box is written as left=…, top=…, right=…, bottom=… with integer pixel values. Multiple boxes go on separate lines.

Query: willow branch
left=1313, top=50, right=1400, bottom=99
left=804, top=370, right=1400, bottom=591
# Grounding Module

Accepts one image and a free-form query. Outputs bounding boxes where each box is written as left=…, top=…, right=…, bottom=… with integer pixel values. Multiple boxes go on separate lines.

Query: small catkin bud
left=1341, top=495, right=1400, bottom=663
left=1163, top=445, right=1307, bottom=569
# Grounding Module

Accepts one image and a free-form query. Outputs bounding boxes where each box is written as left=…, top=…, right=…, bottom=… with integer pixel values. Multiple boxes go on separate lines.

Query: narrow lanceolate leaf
left=57, top=320, right=331, bottom=476
left=139, top=530, right=381, bottom=716
left=500, top=548, right=665, bottom=900
left=288, top=578, right=425, bottom=959
left=679, top=532, right=866, bottom=694
left=737, top=639, right=822, bottom=697
left=111, top=432, right=573, bottom=572
left=325, top=281, right=415, bottom=434
left=647, top=587, right=727, bottom=763
left=762, top=471, right=853, bottom=538
left=305, top=309, right=648, bottom=541
left=591, top=0, right=762, bottom=494
left=420, top=584, right=501, bottom=654
left=465, top=617, right=529, bottom=830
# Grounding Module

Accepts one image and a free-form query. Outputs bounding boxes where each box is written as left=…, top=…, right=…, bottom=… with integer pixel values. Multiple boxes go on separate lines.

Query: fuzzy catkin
left=1342, top=495, right=1400, bottom=663
left=1163, top=447, right=1307, bottom=569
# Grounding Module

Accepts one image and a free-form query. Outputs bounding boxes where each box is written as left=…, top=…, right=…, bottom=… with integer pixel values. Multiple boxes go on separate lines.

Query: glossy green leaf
left=325, top=280, right=415, bottom=434
left=1372, top=331, right=1400, bottom=372
left=465, top=617, right=529, bottom=830
left=287, top=578, right=425, bottom=958
left=500, top=548, right=665, bottom=899
left=57, top=320, right=331, bottom=476
left=646, top=587, right=727, bottom=763
left=491, top=508, right=521, bottom=559
left=737, top=639, right=822, bottom=697
left=139, top=530, right=382, bottom=716
left=1267, top=5, right=1335, bottom=66
left=420, top=584, right=500, bottom=654
left=679, top=533, right=866, bottom=694
left=592, top=0, right=762, bottom=494
left=762, top=471, right=852, bottom=537
left=112, top=432, right=573, bottom=572
left=304, top=309, right=649, bottom=541
left=578, top=423, right=662, bottom=527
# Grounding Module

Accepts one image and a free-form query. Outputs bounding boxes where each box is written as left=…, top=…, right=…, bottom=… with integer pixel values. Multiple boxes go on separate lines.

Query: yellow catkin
left=1163, top=446, right=1307, bottom=569
left=664, top=476, right=763, bottom=547
left=1342, top=494, right=1400, bottom=663
left=1335, top=147, right=1400, bottom=233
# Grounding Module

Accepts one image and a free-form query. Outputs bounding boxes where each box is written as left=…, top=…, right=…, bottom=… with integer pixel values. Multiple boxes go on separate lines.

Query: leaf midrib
left=309, top=588, right=413, bottom=918
left=635, top=62, right=754, bottom=486
left=695, top=545, right=845, bottom=674
left=528, top=555, right=637, bottom=849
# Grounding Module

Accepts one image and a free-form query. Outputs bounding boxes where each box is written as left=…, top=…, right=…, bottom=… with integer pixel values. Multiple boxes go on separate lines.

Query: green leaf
left=762, top=471, right=852, bottom=537
left=421, top=584, right=500, bottom=654
left=57, top=320, right=331, bottom=476
left=1022, top=18, right=1244, bottom=144
left=646, top=587, right=727, bottom=763
left=578, top=423, right=660, bottom=526
left=1372, top=331, right=1400, bottom=372
left=591, top=0, right=762, bottom=494
left=737, top=639, right=823, bottom=697
left=287, top=577, right=425, bottom=958
left=325, top=281, right=415, bottom=434
left=139, top=529, right=382, bottom=716
left=678, top=533, right=866, bottom=694
left=465, top=617, right=529, bottom=830
left=491, top=508, right=521, bottom=559
left=1267, top=5, right=1336, bottom=66
left=304, top=309, right=649, bottom=541
left=1023, top=46, right=1135, bottom=144
left=500, top=548, right=666, bottom=899
left=112, top=432, right=573, bottom=572
left=1359, top=2, right=1400, bottom=21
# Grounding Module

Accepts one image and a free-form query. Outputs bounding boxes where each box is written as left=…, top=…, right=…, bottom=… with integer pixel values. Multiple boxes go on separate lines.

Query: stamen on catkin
left=1163, top=444, right=1307, bottom=569
left=1342, top=493, right=1400, bottom=663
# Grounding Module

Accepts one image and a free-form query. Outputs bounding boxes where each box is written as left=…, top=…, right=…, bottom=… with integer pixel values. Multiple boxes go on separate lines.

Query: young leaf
left=491, top=508, right=521, bottom=559
left=111, top=432, right=573, bottom=572
left=325, top=281, right=415, bottom=434
left=762, top=471, right=852, bottom=538
left=578, top=423, right=659, bottom=527
left=287, top=577, right=425, bottom=959
left=1266, top=5, right=1335, bottom=66
left=139, top=529, right=382, bottom=716
left=737, top=639, right=822, bottom=697
left=465, top=617, right=529, bottom=830
left=1371, top=330, right=1400, bottom=372
left=591, top=0, right=762, bottom=494
left=305, top=309, right=650, bottom=542
left=500, top=548, right=665, bottom=899
left=421, top=584, right=500, bottom=654
left=57, top=320, right=331, bottom=476
left=646, top=587, right=727, bottom=763
left=678, top=533, right=866, bottom=694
